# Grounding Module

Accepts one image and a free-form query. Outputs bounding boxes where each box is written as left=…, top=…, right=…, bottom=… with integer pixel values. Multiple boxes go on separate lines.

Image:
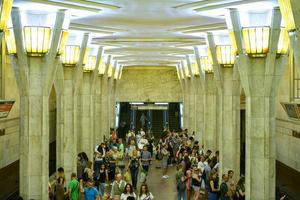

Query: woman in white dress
left=120, top=183, right=137, bottom=200
left=138, top=184, right=154, bottom=200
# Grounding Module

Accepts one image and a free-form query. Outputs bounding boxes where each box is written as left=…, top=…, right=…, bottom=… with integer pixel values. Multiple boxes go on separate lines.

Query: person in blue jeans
left=176, top=164, right=187, bottom=200
left=141, top=145, right=152, bottom=173
left=80, top=178, right=100, bottom=200
left=127, top=150, right=141, bottom=189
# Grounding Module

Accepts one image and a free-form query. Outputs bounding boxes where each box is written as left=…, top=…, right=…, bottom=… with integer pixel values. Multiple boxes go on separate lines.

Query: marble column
left=231, top=8, right=287, bottom=200
left=10, top=8, right=65, bottom=199
left=194, top=47, right=206, bottom=145
left=80, top=72, right=93, bottom=159
left=100, top=55, right=111, bottom=139
left=207, top=33, right=241, bottom=177
left=204, top=73, right=217, bottom=151
left=181, top=61, right=191, bottom=131
left=108, top=61, right=117, bottom=130
left=284, top=1, right=300, bottom=74
left=186, top=55, right=197, bottom=133
left=91, top=48, right=104, bottom=145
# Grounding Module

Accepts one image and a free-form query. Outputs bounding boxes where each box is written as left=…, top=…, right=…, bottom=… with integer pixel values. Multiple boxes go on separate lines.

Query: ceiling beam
left=28, top=0, right=101, bottom=12
left=194, top=0, right=263, bottom=12
left=92, top=38, right=203, bottom=43
left=59, top=0, right=121, bottom=10
left=70, top=23, right=127, bottom=32
left=113, top=55, right=186, bottom=61
left=174, top=0, right=241, bottom=9
left=172, top=23, right=226, bottom=32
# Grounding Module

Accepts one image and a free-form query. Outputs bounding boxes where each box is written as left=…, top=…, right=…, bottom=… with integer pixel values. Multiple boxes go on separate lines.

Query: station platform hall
left=0, top=0, right=300, bottom=200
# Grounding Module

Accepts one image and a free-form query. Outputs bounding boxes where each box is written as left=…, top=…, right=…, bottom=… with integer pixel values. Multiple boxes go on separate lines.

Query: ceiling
left=13, top=0, right=277, bottom=68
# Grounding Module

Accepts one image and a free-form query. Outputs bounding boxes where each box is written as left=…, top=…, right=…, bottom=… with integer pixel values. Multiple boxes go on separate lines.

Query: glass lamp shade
left=4, top=28, right=16, bottom=54
left=183, top=60, right=191, bottom=77
left=229, top=31, right=238, bottom=53
left=82, top=48, right=90, bottom=65
left=277, top=28, right=289, bottom=55
left=0, top=0, right=13, bottom=30
left=24, top=26, right=51, bottom=56
left=200, top=56, right=213, bottom=74
left=61, top=45, right=80, bottom=66
left=242, top=27, right=270, bottom=57
left=107, top=63, right=113, bottom=77
left=98, top=59, right=106, bottom=75
left=278, top=0, right=296, bottom=32
left=83, top=56, right=96, bottom=72
left=191, top=58, right=200, bottom=76
left=216, top=45, right=236, bottom=67
left=118, top=66, right=123, bottom=80
left=57, top=30, right=69, bottom=56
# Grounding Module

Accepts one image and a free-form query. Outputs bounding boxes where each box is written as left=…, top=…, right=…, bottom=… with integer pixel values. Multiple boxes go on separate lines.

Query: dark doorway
left=49, top=86, right=57, bottom=176
left=240, top=109, right=246, bottom=176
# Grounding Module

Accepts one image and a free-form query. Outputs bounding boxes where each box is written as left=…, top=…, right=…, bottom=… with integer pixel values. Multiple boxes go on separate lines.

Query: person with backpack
left=127, top=150, right=141, bottom=189
left=176, top=164, right=187, bottom=200
left=67, top=173, right=80, bottom=200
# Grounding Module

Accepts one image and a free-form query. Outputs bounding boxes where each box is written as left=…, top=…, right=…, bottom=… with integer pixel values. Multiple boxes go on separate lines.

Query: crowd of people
left=49, top=127, right=246, bottom=200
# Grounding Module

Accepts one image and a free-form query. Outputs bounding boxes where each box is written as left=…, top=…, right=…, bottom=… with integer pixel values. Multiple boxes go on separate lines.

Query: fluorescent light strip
left=155, top=103, right=169, bottom=105
left=129, top=102, right=144, bottom=105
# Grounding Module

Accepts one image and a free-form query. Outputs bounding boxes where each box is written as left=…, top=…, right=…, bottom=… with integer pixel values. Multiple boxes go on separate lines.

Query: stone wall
left=0, top=55, right=20, bottom=168
left=276, top=60, right=300, bottom=172
left=116, top=67, right=182, bottom=102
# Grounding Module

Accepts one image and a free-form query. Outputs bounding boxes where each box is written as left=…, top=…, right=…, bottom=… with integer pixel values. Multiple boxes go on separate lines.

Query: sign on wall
left=281, top=102, right=300, bottom=119
left=0, top=100, right=15, bottom=118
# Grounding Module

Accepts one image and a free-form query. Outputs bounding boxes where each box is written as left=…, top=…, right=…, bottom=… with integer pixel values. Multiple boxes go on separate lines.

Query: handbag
left=124, top=170, right=132, bottom=183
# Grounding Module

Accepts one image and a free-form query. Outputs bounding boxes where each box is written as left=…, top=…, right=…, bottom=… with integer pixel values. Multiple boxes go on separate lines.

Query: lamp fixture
left=216, top=45, right=236, bottom=67
left=98, top=59, right=106, bottom=75
left=4, top=28, right=16, bottom=55
left=57, top=30, right=69, bottom=56
left=82, top=48, right=90, bottom=65
left=0, top=0, right=13, bottom=31
left=83, top=56, right=96, bottom=72
left=191, top=58, right=200, bottom=76
left=242, top=26, right=270, bottom=57
left=277, top=27, right=289, bottom=55
left=61, top=45, right=80, bottom=66
left=24, top=26, right=51, bottom=57
left=242, top=26, right=289, bottom=57
left=200, top=56, right=213, bottom=74
left=278, top=0, right=296, bottom=32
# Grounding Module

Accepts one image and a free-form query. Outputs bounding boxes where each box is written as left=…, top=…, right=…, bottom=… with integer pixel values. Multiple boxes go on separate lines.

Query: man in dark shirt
left=220, top=174, right=230, bottom=200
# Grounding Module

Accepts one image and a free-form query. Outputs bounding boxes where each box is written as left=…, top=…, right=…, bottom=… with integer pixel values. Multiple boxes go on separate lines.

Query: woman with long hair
left=97, top=164, right=108, bottom=198
left=120, top=183, right=136, bottom=200
left=138, top=183, right=154, bottom=200
left=234, top=176, right=245, bottom=200
left=208, top=170, right=219, bottom=200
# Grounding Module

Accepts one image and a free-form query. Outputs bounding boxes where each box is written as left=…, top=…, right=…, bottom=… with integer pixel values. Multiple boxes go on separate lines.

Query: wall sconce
left=98, top=59, right=106, bottom=75
left=24, top=26, right=51, bottom=56
left=216, top=45, right=236, bottom=67
left=200, top=56, right=213, bottom=74
left=278, top=0, right=296, bottom=32
left=82, top=48, right=90, bottom=66
left=118, top=65, right=123, bottom=80
left=242, top=26, right=270, bottom=57
left=4, top=28, right=16, bottom=54
left=107, top=63, right=113, bottom=77
left=83, top=55, right=96, bottom=72
left=57, top=30, right=69, bottom=56
left=242, top=26, right=289, bottom=57
left=61, top=45, right=80, bottom=66
left=191, top=58, right=200, bottom=76
left=277, top=28, right=289, bottom=55
left=0, top=0, right=13, bottom=31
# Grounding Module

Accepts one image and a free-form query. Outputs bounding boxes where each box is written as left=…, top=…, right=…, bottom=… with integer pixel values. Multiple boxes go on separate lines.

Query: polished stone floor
left=140, top=161, right=177, bottom=200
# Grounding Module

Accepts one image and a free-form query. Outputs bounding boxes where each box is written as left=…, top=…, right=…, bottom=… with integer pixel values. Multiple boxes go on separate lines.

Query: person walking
left=67, top=173, right=80, bottom=200
left=176, top=164, right=187, bottom=200
left=127, top=150, right=141, bottom=189
left=138, top=183, right=154, bottom=200
left=120, top=183, right=137, bottom=200
left=80, top=179, right=100, bottom=200
left=220, top=174, right=230, bottom=200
